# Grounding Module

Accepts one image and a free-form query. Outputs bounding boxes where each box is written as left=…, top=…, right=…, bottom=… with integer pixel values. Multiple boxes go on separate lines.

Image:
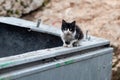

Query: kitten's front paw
left=73, top=41, right=80, bottom=47
left=73, top=43, right=80, bottom=47
left=68, top=44, right=73, bottom=48
left=63, top=44, right=68, bottom=47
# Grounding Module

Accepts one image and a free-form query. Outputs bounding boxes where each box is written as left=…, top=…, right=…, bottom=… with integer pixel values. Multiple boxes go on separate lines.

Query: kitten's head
left=61, top=20, right=76, bottom=35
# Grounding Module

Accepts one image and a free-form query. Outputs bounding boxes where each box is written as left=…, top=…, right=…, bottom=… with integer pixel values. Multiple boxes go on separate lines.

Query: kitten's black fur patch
left=75, top=25, right=84, bottom=40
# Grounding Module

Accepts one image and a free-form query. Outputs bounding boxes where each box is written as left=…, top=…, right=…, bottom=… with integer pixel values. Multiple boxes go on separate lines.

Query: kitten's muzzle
left=64, top=31, right=72, bottom=35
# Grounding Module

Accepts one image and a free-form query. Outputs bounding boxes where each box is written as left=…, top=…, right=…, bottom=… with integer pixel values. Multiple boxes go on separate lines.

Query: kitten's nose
left=66, top=31, right=71, bottom=35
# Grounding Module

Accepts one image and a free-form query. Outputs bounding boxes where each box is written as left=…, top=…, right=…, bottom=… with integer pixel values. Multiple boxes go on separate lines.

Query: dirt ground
left=22, top=0, right=120, bottom=80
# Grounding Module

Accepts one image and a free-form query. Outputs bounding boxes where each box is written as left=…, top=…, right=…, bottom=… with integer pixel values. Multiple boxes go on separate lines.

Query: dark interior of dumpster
left=0, top=23, right=62, bottom=58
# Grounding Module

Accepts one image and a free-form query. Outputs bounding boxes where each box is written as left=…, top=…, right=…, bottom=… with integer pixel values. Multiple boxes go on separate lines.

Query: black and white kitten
left=61, top=20, right=84, bottom=47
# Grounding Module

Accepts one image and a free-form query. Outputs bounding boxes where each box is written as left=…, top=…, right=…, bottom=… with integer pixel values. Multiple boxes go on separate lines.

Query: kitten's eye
left=64, top=28, right=67, bottom=30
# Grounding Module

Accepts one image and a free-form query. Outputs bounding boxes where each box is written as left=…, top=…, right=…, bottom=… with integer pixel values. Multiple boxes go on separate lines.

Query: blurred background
left=0, top=0, right=120, bottom=80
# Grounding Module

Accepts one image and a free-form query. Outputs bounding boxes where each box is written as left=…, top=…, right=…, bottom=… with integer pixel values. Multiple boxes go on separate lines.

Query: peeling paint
left=64, top=60, right=74, bottom=65
left=55, top=63, right=61, bottom=68
left=0, top=78, right=11, bottom=80
left=55, top=60, right=74, bottom=68
left=0, top=61, right=14, bottom=68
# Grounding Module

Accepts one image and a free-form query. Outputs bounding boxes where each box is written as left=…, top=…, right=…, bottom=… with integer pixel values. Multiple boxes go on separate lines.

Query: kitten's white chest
left=64, top=34, right=73, bottom=40
left=61, top=31, right=76, bottom=41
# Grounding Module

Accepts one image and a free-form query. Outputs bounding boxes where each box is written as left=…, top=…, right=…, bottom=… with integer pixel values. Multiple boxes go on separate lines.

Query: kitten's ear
left=72, top=21, right=76, bottom=25
left=62, top=19, right=66, bottom=24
